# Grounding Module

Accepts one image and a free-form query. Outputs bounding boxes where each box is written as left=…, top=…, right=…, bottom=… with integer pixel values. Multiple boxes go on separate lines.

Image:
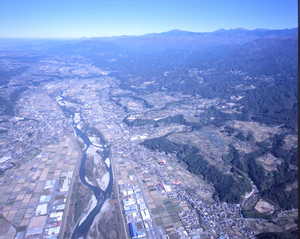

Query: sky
left=0, top=0, right=298, bottom=38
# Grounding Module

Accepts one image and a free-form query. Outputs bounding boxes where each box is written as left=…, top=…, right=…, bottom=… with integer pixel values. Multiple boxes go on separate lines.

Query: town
left=0, top=58, right=298, bottom=239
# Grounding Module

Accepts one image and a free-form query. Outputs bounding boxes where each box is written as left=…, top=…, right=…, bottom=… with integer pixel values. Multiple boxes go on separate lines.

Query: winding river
left=60, top=105, right=113, bottom=239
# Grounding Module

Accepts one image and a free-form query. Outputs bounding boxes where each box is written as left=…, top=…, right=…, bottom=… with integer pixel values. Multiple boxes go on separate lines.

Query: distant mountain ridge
left=0, top=27, right=297, bottom=53
left=87, top=27, right=297, bottom=39
left=0, top=27, right=297, bottom=40
left=71, top=27, right=297, bottom=54
left=143, top=27, right=298, bottom=37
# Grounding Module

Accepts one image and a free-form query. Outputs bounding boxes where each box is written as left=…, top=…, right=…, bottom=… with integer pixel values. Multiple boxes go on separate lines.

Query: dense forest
left=0, top=28, right=297, bottom=238
left=141, top=136, right=252, bottom=203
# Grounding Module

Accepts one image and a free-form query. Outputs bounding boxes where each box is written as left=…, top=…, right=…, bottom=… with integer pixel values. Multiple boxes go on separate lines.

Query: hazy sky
left=0, top=0, right=298, bottom=38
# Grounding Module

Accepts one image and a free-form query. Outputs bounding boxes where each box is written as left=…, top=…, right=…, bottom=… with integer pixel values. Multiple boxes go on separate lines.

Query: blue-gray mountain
left=0, top=28, right=298, bottom=238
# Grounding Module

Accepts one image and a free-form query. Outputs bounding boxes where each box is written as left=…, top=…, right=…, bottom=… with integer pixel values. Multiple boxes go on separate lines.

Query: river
left=59, top=105, right=113, bottom=239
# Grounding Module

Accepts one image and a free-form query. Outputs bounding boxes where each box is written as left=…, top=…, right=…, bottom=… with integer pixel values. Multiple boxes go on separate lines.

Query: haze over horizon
left=0, top=0, right=297, bottom=38
left=0, top=1, right=298, bottom=239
